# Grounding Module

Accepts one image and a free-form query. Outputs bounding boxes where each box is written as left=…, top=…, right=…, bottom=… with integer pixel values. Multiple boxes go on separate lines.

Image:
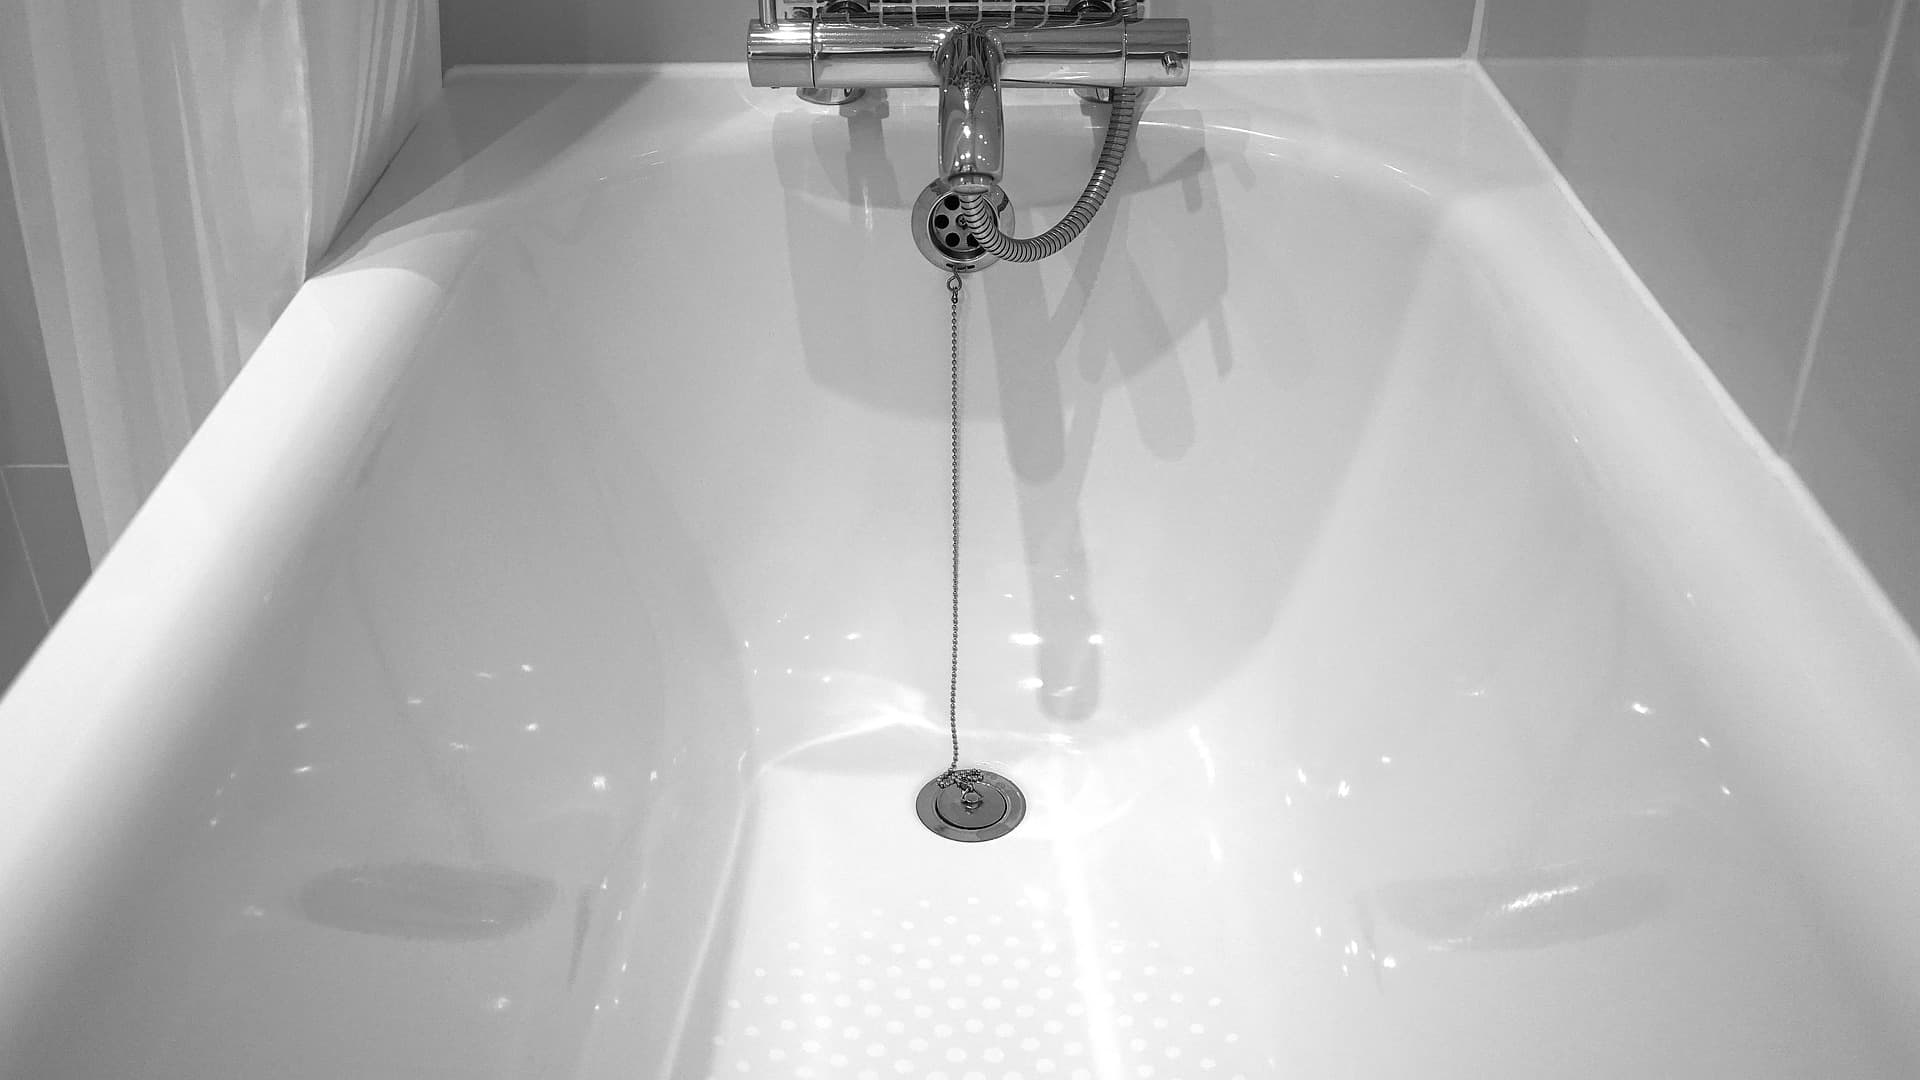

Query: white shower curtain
left=0, top=0, right=440, bottom=556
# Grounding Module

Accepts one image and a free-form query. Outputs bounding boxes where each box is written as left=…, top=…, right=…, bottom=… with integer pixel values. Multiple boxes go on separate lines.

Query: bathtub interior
left=0, top=65, right=1915, bottom=1079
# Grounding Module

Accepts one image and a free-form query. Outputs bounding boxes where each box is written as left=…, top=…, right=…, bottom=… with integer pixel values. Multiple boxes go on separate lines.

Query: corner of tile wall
left=1789, top=0, right=1920, bottom=634
left=0, top=125, right=81, bottom=693
left=0, top=471, right=46, bottom=691
left=0, top=465, right=90, bottom=693
left=4, top=466, right=89, bottom=620
left=1478, top=0, right=1920, bottom=641
left=1479, top=0, right=1902, bottom=449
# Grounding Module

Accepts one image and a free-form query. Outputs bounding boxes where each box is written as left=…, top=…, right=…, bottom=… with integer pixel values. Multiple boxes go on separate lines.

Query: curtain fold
left=0, top=0, right=441, bottom=555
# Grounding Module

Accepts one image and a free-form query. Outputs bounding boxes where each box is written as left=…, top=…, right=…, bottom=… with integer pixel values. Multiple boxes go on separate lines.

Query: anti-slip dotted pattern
left=708, top=896, right=1247, bottom=1080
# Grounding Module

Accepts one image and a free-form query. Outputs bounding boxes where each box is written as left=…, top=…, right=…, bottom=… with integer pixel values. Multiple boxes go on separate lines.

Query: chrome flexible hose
left=956, top=85, right=1141, bottom=264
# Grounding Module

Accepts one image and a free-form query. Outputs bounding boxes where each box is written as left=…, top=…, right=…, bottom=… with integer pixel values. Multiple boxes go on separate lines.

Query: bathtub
left=3, top=60, right=1919, bottom=1078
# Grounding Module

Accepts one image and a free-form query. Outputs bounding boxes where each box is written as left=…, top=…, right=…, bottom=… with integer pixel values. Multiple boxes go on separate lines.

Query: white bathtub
left=3, top=61, right=1919, bottom=1078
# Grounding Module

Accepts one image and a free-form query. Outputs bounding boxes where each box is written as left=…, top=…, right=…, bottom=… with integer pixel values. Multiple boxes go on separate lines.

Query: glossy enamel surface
left=1, top=62, right=1917, bottom=1077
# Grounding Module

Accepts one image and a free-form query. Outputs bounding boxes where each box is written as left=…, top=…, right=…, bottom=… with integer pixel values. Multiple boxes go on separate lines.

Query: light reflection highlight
left=1503, top=884, right=1582, bottom=914
left=1186, top=726, right=1216, bottom=785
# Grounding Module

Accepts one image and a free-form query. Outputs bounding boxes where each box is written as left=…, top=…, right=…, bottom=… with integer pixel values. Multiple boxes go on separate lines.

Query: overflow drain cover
left=916, top=771, right=1026, bottom=843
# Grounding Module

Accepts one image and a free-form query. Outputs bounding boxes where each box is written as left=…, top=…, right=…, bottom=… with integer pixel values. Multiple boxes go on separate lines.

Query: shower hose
left=956, top=84, right=1142, bottom=264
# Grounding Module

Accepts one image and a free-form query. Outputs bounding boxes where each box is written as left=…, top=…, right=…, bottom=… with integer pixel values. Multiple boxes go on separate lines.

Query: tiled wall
left=1791, top=8, right=1920, bottom=632
left=0, top=130, right=90, bottom=691
left=441, top=0, right=1480, bottom=66
left=1484, top=0, right=1920, bottom=636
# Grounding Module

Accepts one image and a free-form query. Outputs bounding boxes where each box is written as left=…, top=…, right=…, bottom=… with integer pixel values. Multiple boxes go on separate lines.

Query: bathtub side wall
left=440, top=0, right=1480, bottom=66
left=0, top=230, right=756, bottom=1079
left=1482, top=0, right=1920, bottom=640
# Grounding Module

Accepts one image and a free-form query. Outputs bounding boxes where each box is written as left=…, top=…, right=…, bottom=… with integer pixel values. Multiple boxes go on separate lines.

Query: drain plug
left=914, top=180, right=1014, bottom=273
left=916, top=771, right=1026, bottom=843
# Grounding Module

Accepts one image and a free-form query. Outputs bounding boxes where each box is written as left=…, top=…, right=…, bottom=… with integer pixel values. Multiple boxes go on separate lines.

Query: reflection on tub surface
left=296, top=863, right=557, bottom=942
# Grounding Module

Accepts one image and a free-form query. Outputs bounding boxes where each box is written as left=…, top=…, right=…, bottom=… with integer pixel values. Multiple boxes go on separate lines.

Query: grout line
left=1467, top=0, right=1488, bottom=59
left=1469, top=63, right=1790, bottom=469
left=0, top=469, right=51, bottom=627
left=1472, top=61, right=1920, bottom=665
left=1786, top=0, right=1909, bottom=450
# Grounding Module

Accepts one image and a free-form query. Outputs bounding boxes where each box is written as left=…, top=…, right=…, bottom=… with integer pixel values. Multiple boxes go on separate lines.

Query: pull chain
left=939, top=272, right=986, bottom=798
left=913, top=272, right=1027, bottom=841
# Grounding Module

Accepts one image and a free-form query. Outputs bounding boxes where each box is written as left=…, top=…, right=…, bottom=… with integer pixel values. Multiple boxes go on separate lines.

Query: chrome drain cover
left=916, top=771, right=1026, bottom=843
left=913, top=181, right=1014, bottom=273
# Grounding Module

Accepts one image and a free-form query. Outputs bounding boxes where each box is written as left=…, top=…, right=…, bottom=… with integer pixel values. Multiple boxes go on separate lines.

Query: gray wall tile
left=0, top=477, right=47, bottom=693
left=0, top=123, right=65, bottom=466
left=441, top=0, right=1478, bottom=67
left=1484, top=0, right=1878, bottom=60
left=1484, top=0, right=1893, bottom=444
left=0, top=138, right=82, bottom=692
left=1164, top=0, right=1476, bottom=60
left=444, top=0, right=731, bottom=65
left=1792, top=8, right=1920, bottom=630
left=5, top=466, right=89, bottom=623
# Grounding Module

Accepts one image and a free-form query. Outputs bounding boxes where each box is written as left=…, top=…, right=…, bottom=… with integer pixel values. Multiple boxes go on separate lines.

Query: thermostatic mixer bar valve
left=747, top=13, right=1189, bottom=91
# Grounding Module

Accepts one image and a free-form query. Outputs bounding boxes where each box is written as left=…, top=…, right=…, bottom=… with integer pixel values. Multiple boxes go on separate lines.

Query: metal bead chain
left=940, top=271, right=985, bottom=796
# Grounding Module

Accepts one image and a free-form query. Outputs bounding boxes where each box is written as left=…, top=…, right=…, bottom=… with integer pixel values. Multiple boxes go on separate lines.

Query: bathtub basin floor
left=689, top=738, right=1876, bottom=1080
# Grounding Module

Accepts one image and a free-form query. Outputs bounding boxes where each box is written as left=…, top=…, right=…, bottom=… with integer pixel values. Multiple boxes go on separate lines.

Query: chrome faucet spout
left=939, top=30, right=1004, bottom=195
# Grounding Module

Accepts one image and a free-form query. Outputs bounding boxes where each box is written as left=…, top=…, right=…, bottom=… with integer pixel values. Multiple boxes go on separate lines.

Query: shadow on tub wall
left=978, top=114, right=1221, bottom=725
left=770, top=95, right=1223, bottom=424
left=773, top=93, right=1229, bottom=727
left=320, top=71, right=652, bottom=274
